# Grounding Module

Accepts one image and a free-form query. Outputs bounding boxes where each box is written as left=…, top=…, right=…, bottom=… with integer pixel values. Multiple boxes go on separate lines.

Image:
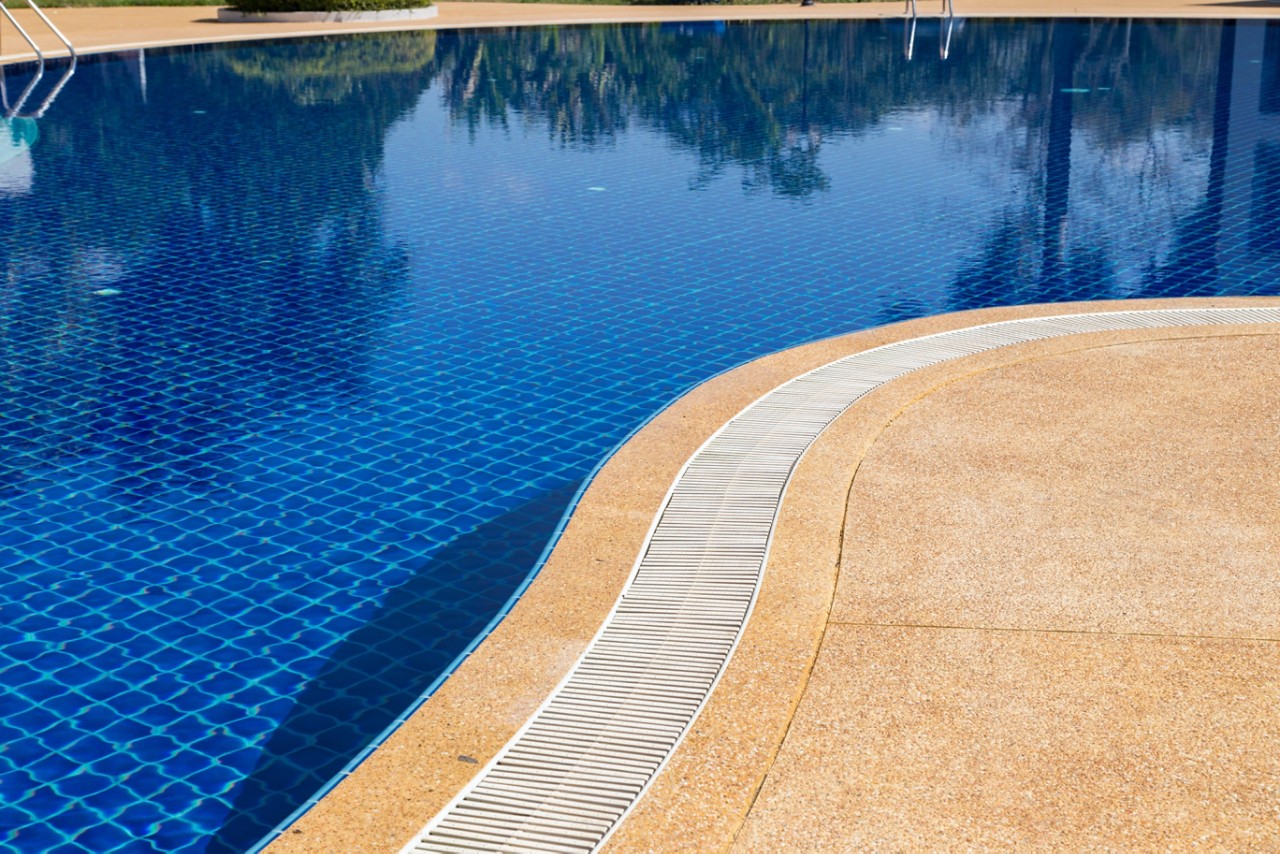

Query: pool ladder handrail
left=0, top=0, right=75, bottom=62
left=0, top=0, right=76, bottom=118
left=903, top=0, right=958, bottom=62
left=905, top=0, right=955, bottom=17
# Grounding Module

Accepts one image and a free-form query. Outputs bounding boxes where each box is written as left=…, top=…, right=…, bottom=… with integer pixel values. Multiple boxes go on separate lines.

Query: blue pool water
left=2, top=17, right=1279, bottom=851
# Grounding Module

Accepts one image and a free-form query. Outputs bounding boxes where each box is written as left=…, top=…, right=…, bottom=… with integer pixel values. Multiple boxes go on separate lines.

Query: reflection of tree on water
left=0, top=35, right=430, bottom=503
left=217, top=30, right=436, bottom=105
left=1136, top=22, right=1236, bottom=297
left=1140, top=20, right=1280, bottom=295
left=762, top=20, right=828, bottom=199
left=946, top=20, right=1226, bottom=309
left=429, top=21, right=1021, bottom=199
left=429, top=19, right=1226, bottom=226
left=1041, top=21, right=1082, bottom=297
left=0, top=40, right=424, bottom=847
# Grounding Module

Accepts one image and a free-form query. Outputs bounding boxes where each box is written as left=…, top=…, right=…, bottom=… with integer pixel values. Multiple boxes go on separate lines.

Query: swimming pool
left=2, top=17, right=1278, bottom=852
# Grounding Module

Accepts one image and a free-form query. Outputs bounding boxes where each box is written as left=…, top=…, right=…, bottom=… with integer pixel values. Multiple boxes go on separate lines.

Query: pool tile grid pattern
left=7, top=20, right=1280, bottom=850
left=405, top=307, right=1280, bottom=853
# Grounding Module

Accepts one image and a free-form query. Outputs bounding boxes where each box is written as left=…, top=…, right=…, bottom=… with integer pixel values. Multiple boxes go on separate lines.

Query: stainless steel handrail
left=903, top=0, right=958, bottom=63
left=22, top=53, right=74, bottom=117
left=0, top=0, right=76, bottom=118
left=0, top=0, right=75, bottom=62
left=905, top=0, right=956, bottom=18
left=0, top=1, right=46, bottom=64
left=0, top=60, right=44, bottom=117
left=22, top=0, right=74, bottom=58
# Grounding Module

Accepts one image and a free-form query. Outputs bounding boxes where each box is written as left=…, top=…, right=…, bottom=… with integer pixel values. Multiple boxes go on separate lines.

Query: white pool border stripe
left=404, top=307, right=1280, bottom=854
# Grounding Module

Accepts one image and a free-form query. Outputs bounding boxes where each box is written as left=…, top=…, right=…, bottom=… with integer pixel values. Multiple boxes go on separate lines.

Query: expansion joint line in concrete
left=402, top=307, right=1280, bottom=854
left=826, top=621, right=1280, bottom=644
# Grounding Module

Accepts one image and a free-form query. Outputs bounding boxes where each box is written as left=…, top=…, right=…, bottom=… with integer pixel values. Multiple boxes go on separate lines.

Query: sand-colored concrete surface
left=4, top=0, right=1280, bottom=64
left=264, top=297, right=1279, bottom=852
left=735, top=627, right=1280, bottom=850
left=731, top=332, right=1280, bottom=850
left=833, top=335, right=1280, bottom=639
left=606, top=320, right=1280, bottom=851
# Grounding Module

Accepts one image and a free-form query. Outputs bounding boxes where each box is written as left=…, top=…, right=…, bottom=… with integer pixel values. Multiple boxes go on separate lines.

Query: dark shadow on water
left=205, top=479, right=583, bottom=853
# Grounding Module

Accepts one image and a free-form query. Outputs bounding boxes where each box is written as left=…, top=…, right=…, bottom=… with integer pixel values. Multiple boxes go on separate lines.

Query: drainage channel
left=405, top=307, right=1280, bottom=854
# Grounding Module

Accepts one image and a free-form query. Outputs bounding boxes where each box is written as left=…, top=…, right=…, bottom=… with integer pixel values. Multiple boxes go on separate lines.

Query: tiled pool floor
left=272, top=297, right=1280, bottom=851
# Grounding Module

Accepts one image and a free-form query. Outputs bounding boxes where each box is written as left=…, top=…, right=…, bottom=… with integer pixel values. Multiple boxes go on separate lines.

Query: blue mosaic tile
left=2, top=17, right=1280, bottom=853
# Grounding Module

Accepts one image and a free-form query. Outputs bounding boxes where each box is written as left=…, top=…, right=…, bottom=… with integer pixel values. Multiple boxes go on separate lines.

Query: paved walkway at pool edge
left=4, top=0, right=1280, bottom=64
left=402, top=307, right=1280, bottom=853
left=269, top=297, right=1280, bottom=852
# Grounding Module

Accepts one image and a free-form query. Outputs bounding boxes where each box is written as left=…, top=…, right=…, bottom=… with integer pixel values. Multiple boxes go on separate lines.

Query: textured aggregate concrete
left=833, top=336, right=1280, bottom=639
left=606, top=318, right=1280, bottom=851
left=259, top=297, right=1279, bottom=852
left=728, top=332, right=1280, bottom=851
left=4, top=0, right=1280, bottom=64
left=734, top=627, right=1280, bottom=850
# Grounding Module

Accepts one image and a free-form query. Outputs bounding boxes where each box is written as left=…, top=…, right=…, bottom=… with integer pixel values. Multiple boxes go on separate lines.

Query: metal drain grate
left=405, top=308, right=1280, bottom=854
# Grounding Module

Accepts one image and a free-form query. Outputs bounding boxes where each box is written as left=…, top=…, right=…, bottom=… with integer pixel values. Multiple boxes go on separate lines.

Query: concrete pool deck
left=5, top=7, right=1280, bottom=852
left=4, top=0, right=1280, bottom=63
left=264, top=297, right=1280, bottom=852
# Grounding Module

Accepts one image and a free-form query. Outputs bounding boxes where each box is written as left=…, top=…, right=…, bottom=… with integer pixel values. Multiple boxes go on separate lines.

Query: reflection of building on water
left=0, top=50, right=142, bottom=199
left=1218, top=21, right=1280, bottom=291
left=0, top=117, right=35, bottom=196
left=0, top=47, right=81, bottom=197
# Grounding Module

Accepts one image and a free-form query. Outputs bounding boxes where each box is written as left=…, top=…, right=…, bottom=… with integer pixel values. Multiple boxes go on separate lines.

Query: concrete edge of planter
left=216, top=5, right=436, bottom=22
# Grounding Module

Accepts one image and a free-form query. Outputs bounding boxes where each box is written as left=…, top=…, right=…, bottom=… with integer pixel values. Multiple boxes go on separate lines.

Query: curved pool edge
left=246, top=320, right=779, bottom=853
left=265, top=295, right=1280, bottom=853
left=604, top=306, right=1280, bottom=850
left=5, top=0, right=1280, bottom=67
